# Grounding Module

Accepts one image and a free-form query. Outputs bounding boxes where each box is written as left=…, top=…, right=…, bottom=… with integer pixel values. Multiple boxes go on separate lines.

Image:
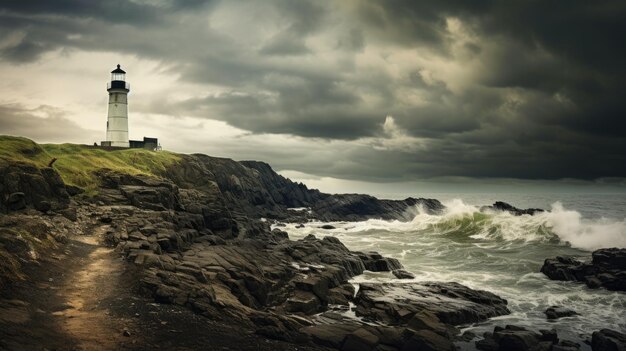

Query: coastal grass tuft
left=0, top=135, right=51, bottom=167
left=0, top=135, right=181, bottom=194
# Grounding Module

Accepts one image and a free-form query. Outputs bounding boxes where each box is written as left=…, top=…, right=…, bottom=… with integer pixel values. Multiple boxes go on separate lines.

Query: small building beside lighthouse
left=100, top=64, right=160, bottom=150
left=105, top=64, right=130, bottom=147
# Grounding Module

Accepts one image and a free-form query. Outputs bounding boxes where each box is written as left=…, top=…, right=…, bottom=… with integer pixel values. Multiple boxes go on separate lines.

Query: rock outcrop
left=311, top=194, right=444, bottom=221
left=544, top=306, right=578, bottom=320
left=354, top=282, right=510, bottom=327
left=476, top=325, right=581, bottom=351
left=0, top=162, right=70, bottom=213
left=161, top=155, right=444, bottom=223
left=78, top=166, right=513, bottom=350
left=541, top=248, right=626, bottom=291
left=591, top=329, right=626, bottom=351
left=480, top=201, right=544, bottom=216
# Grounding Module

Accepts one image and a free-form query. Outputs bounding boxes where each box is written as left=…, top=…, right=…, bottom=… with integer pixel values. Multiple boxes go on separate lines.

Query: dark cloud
left=0, top=0, right=624, bottom=181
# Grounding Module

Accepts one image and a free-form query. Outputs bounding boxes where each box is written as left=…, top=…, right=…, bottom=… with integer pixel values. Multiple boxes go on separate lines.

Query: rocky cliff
left=0, top=138, right=512, bottom=350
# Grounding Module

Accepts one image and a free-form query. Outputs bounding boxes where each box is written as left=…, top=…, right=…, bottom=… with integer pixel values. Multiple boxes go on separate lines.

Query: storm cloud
left=0, top=0, right=624, bottom=182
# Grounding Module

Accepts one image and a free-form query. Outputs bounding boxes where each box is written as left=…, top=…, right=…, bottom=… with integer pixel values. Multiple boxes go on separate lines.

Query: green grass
left=0, top=135, right=181, bottom=194
left=0, top=135, right=51, bottom=167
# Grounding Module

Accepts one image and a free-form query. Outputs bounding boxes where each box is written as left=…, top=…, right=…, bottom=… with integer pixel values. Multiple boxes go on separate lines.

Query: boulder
left=392, top=269, right=415, bottom=279
left=0, top=163, right=69, bottom=213
left=360, top=252, right=402, bottom=272
left=285, top=291, right=321, bottom=315
left=476, top=325, right=578, bottom=351
left=545, top=306, right=578, bottom=320
left=541, top=249, right=626, bottom=291
left=402, top=329, right=455, bottom=351
left=312, top=194, right=444, bottom=222
left=592, top=329, right=626, bottom=351
left=65, top=184, right=84, bottom=196
left=481, top=201, right=544, bottom=216
left=354, top=282, right=509, bottom=327
left=294, top=276, right=329, bottom=303
left=593, top=249, right=626, bottom=270
left=301, top=324, right=360, bottom=349
left=34, top=200, right=51, bottom=212
left=341, top=327, right=379, bottom=351
left=553, top=340, right=581, bottom=351
left=6, top=192, right=25, bottom=211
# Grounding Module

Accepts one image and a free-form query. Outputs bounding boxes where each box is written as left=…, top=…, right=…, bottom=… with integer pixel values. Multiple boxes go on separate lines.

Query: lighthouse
left=105, top=64, right=130, bottom=147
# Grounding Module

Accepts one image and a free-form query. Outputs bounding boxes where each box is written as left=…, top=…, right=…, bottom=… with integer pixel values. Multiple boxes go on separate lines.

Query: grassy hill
left=0, top=135, right=181, bottom=194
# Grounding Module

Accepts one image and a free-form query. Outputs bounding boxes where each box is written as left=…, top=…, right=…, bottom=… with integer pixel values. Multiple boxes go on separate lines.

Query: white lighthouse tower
left=105, top=64, right=130, bottom=147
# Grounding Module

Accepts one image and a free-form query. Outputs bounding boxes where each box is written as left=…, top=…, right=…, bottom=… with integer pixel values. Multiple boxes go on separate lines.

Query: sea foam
left=284, top=199, right=626, bottom=251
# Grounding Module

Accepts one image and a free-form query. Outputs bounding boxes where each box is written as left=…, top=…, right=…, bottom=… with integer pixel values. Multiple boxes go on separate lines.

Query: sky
left=0, top=0, right=625, bottom=195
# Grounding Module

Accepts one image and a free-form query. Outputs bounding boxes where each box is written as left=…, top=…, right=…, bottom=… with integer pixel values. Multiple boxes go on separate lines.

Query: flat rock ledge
left=476, top=325, right=580, bottom=351
left=480, top=201, right=544, bottom=216
left=475, top=326, right=626, bottom=351
left=301, top=282, right=510, bottom=351
left=354, top=282, right=510, bottom=327
left=541, top=248, right=626, bottom=291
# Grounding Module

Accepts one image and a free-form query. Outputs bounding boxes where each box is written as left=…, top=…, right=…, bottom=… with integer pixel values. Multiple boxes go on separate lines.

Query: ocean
left=280, top=193, right=626, bottom=349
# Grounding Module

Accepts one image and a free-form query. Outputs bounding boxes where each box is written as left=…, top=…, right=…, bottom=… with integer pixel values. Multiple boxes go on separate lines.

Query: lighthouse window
left=112, top=72, right=125, bottom=81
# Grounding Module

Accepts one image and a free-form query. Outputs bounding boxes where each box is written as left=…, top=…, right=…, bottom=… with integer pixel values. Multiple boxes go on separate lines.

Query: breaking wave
left=288, top=199, right=626, bottom=251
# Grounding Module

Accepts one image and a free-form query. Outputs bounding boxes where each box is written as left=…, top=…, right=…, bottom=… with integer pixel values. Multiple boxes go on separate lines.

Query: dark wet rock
left=96, top=170, right=184, bottom=211
left=592, top=329, right=626, bottom=351
left=160, top=153, right=444, bottom=224
left=354, top=282, right=509, bottom=327
left=341, top=327, right=379, bottom=351
left=320, top=224, right=336, bottom=230
left=326, top=284, right=354, bottom=305
left=476, top=325, right=580, bottom=351
left=301, top=322, right=454, bottom=351
left=312, top=194, right=444, bottom=222
left=65, top=184, right=84, bottom=196
left=294, top=276, right=330, bottom=303
left=360, top=252, right=402, bottom=272
left=6, top=192, right=26, bottom=211
left=545, top=306, right=578, bottom=319
left=392, top=269, right=415, bottom=279
left=458, top=330, right=477, bottom=342
left=541, top=249, right=626, bottom=291
left=301, top=324, right=361, bottom=349
left=284, top=292, right=320, bottom=314
left=34, top=200, right=51, bottom=213
left=270, top=228, right=289, bottom=240
left=554, top=340, right=582, bottom=351
left=593, top=248, right=626, bottom=270
left=119, top=185, right=181, bottom=211
left=57, top=207, right=78, bottom=221
left=402, top=329, right=455, bottom=351
left=481, top=201, right=544, bottom=216
left=0, top=163, right=69, bottom=213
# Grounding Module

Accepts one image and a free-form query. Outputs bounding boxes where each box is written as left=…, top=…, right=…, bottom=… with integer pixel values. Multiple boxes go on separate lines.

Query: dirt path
left=0, top=225, right=141, bottom=351
left=52, top=226, right=135, bottom=350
